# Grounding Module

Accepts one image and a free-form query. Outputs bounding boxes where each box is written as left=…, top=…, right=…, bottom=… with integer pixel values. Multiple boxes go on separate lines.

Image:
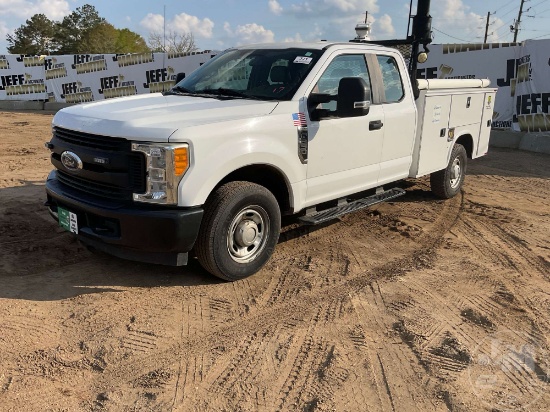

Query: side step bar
left=298, top=188, right=406, bottom=225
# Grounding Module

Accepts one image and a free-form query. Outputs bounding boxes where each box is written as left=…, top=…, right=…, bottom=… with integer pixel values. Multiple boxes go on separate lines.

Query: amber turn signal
left=174, top=147, right=189, bottom=175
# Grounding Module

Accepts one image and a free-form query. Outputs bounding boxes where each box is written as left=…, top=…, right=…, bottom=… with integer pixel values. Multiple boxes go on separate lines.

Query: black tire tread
left=195, top=181, right=279, bottom=281
left=430, top=144, right=467, bottom=199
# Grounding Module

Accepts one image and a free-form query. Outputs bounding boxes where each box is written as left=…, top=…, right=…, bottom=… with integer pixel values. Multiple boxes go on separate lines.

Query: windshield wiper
left=164, top=85, right=195, bottom=96
left=164, top=86, right=225, bottom=99
left=197, top=88, right=262, bottom=100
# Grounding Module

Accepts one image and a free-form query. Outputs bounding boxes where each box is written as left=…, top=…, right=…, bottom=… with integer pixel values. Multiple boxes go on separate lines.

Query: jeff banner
left=0, top=51, right=216, bottom=104
left=417, top=39, right=550, bottom=133
left=0, top=55, right=47, bottom=100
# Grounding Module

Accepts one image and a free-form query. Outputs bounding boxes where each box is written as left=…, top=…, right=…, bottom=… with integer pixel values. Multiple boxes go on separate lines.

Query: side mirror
left=175, top=72, right=186, bottom=84
left=307, top=93, right=335, bottom=121
left=308, top=93, right=333, bottom=106
left=337, top=77, right=371, bottom=117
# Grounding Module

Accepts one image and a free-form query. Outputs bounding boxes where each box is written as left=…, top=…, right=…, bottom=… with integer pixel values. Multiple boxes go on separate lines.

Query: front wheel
left=195, top=181, right=281, bottom=281
left=430, top=143, right=467, bottom=199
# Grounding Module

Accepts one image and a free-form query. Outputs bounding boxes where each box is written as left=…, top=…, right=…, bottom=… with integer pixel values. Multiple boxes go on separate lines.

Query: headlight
left=131, top=143, right=190, bottom=204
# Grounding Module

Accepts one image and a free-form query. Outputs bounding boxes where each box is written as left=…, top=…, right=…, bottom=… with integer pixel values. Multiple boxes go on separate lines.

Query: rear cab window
left=376, top=55, right=404, bottom=103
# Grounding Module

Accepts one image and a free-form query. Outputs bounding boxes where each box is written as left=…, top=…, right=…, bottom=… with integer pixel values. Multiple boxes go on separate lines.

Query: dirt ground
left=0, top=110, right=549, bottom=412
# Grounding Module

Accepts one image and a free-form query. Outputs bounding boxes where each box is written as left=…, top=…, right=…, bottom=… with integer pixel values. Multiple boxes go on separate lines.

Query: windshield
left=173, top=48, right=324, bottom=101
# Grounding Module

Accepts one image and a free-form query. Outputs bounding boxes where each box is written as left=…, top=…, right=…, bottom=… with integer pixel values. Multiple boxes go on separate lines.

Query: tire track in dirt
left=446, top=210, right=550, bottom=404
left=464, top=199, right=549, bottom=275
left=348, top=280, right=459, bottom=411
left=87, top=193, right=464, bottom=410
left=272, top=305, right=351, bottom=412
left=126, top=198, right=466, bottom=410
left=458, top=212, right=550, bottom=329
left=0, top=376, right=85, bottom=411
left=378, top=262, right=506, bottom=383
left=170, top=294, right=213, bottom=410
left=122, top=330, right=159, bottom=353
left=0, top=315, right=61, bottom=356
left=0, top=175, right=463, bottom=411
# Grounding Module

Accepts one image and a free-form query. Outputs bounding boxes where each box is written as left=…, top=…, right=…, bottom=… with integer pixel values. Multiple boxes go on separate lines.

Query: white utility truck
left=45, top=40, right=496, bottom=280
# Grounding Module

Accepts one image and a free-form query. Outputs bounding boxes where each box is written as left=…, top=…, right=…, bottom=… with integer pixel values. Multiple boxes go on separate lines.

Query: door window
left=313, top=54, right=372, bottom=113
left=376, top=55, right=404, bottom=103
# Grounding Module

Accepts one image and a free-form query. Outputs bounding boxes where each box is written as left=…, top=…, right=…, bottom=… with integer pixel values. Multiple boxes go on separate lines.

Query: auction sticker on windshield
left=294, top=56, right=313, bottom=64
left=58, top=207, right=78, bottom=234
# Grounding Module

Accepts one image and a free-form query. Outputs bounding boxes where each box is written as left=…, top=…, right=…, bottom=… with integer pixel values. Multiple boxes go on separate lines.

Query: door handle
left=369, top=120, right=384, bottom=131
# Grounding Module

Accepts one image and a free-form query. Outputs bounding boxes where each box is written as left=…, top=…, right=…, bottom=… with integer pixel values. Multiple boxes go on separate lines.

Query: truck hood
left=52, top=93, right=279, bottom=142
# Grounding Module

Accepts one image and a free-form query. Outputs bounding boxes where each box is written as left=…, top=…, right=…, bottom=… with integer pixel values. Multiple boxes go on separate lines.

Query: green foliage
left=81, top=24, right=151, bottom=54
left=5, top=4, right=150, bottom=55
left=6, top=14, right=55, bottom=55
left=53, top=4, right=107, bottom=54
left=115, top=29, right=150, bottom=54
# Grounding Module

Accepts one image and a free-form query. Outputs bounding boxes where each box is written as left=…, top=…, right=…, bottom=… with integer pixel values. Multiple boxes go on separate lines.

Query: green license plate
left=58, top=207, right=79, bottom=234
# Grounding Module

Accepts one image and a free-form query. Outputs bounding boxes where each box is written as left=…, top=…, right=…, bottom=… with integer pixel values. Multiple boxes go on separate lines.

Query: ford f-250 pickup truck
left=45, top=41, right=497, bottom=280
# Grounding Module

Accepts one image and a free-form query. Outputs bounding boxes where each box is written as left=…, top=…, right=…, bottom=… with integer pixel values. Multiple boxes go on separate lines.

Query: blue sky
left=1, top=0, right=549, bottom=53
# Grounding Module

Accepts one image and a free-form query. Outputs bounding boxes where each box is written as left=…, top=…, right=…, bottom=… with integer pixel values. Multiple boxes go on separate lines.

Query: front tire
left=195, top=181, right=281, bottom=281
left=430, top=143, right=467, bottom=199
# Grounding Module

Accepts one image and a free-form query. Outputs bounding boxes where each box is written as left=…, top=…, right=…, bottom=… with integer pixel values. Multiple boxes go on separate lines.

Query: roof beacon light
left=354, top=23, right=371, bottom=41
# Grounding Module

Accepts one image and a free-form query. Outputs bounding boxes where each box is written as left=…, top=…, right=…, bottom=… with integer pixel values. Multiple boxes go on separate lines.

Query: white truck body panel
left=53, top=93, right=279, bottom=142
left=410, top=87, right=497, bottom=178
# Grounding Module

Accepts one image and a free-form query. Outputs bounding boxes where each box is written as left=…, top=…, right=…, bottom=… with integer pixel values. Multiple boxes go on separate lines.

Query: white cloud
left=140, top=13, right=164, bottom=32
left=223, top=21, right=232, bottom=35
left=172, top=13, right=214, bottom=38
left=268, top=0, right=283, bottom=15
left=0, top=0, right=70, bottom=20
left=224, top=22, right=275, bottom=45
left=140, top=12, right=214, bottom=39
left=0, top=20, right=8, bottom=37
left=284, top=33, right=303, bottom=42
left=374, top=14, right=394, bottom=37
left=289, top=0, right=379, bottom=18
left=431, top=0, right=503, bottom=42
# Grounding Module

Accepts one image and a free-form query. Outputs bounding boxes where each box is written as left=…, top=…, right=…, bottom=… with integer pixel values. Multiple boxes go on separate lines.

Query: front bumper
left=45, top=171, right=203, bottom=266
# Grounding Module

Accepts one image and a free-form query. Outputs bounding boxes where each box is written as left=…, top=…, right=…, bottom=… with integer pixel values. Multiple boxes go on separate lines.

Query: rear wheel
left=430, top=143, right=467, bottom=199
left=195, top=181, right=281, bottom=281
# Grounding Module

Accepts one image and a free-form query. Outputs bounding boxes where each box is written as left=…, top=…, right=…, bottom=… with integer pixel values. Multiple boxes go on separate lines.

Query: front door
left=305, top=53, right=384, bottom=206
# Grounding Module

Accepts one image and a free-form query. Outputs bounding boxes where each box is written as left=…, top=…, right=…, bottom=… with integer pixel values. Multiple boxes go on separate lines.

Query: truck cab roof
left=231, top=41, right=393, bottom=53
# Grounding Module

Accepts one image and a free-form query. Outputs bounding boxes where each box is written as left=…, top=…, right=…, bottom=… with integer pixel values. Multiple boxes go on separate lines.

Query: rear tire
left=430, top=143, right=467, bottom=199
left=195, top=181, right=281, bottom=281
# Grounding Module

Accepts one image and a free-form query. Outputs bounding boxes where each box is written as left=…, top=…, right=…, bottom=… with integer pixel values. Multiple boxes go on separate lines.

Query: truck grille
left=51, top=127, right=146, bottom=201
left=53, top=126, right=131, bottom=151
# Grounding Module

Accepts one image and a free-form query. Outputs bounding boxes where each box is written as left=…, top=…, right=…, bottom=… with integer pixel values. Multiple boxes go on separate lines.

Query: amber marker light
left=174, top=147, right=189, bottom=175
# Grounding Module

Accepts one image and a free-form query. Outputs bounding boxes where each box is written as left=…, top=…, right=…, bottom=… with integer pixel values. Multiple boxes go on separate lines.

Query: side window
left=314, top=54, right=371, bottom=113
left=377, top=55, right=404, bottom=103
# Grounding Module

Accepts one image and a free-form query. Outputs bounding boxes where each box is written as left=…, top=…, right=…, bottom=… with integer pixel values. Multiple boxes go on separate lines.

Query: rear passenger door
left=375, top=54, right=417, bottom=185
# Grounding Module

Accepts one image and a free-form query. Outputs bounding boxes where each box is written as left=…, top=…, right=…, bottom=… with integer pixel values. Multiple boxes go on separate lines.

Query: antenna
left=163, top=5, right=166, bottom=70
left=354, top=10, right=371, bottom=41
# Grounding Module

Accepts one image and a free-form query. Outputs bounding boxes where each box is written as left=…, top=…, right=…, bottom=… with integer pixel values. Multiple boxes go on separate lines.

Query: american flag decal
left=292, top=112, right=307, bottom=127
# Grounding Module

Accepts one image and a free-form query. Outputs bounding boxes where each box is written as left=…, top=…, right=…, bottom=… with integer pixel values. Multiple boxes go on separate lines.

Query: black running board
left=298, top=188, right=406, bottom=225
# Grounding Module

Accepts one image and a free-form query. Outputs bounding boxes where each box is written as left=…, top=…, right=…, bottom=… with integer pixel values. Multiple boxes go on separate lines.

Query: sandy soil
left=0, top=110, right=549, bottom=412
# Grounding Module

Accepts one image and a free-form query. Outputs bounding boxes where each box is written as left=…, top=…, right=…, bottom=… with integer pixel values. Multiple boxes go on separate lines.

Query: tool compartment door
left=415, top=94, right=452, bottom=176
left=476, top=90, right=497, bottom=158
left=449, top=93, right=484, bottom=128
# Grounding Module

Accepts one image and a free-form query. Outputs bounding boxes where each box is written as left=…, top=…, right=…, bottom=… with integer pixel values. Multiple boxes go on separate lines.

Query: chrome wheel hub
left=227, top=207, right=269, bottom=263
left=450, top=157, right=462, bottom=189
left=235, top=220, right=259, bottom=247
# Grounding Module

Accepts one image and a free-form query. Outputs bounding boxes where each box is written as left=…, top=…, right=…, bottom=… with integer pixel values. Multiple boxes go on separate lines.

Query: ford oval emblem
left=61, top=151, right=83, bottom=172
